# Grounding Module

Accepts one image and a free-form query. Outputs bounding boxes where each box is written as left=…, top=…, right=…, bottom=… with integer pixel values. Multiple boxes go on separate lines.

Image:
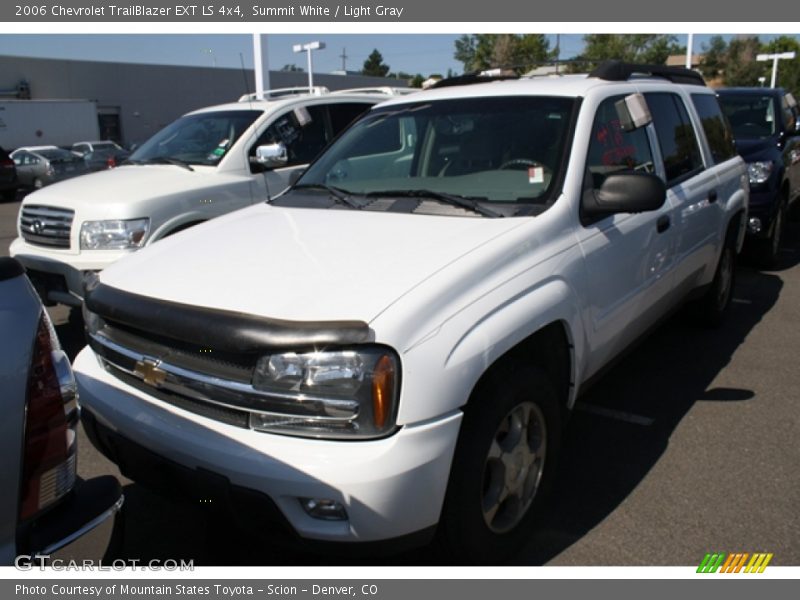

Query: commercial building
left=0, top=55, right=406, bottom=146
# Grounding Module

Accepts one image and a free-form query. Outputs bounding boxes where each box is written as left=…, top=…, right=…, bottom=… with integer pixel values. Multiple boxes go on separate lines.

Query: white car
left=10, top=87, right=402, bottom=307
left=74, top=63, right=748, bottom=562
left=0, top=257, right=122, bottom=565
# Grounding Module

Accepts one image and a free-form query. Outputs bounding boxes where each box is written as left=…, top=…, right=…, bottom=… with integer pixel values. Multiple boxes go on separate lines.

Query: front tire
left=756, top=201, right=785, bottom=267
left=437, top=364, right=561, bottom=563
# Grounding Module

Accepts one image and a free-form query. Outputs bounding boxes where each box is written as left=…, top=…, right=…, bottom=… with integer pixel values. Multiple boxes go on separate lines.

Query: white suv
left=74, top=63, right=748, bottom=562
left=10, top=87, right=402, bottom=307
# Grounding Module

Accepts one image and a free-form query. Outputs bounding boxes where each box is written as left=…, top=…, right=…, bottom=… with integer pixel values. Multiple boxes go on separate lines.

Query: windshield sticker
left=528, top=166, right=544, bottom=184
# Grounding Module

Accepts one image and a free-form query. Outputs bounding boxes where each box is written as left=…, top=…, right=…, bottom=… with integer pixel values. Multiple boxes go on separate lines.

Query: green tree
left=454, top=34, right=477, bottom=71
left=454, top=34, right=550, bottom=73
left=762, top=35, right=800, bottom=91
left=570, top=34, right=682, bottom=72
left=700, top=35, right=728, bottom=80
left=724, top=37, right=765, bottom=87
left=409, top=74, right=425, bottom=88
left=362, top=49, right=390, bottom=77
left=280, top=63, right=303, bottom=72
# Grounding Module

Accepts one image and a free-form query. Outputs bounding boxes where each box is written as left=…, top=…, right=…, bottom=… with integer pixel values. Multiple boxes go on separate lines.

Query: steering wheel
left=499, top=158, right=545, bottom=170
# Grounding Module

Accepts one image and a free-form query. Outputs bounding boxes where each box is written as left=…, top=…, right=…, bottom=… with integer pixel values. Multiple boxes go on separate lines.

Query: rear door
left=645, top=91, right=720, bottom=297
left=12, top=152, right=36, bottom=187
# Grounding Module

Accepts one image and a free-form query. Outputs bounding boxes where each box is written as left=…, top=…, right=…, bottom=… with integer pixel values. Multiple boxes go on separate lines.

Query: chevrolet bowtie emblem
left=134, top=359, right=167, bottom=387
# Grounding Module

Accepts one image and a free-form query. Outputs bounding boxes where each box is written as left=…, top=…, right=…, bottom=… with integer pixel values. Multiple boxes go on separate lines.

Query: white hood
left=99, top=203, right=526, bottom=323
left=21, top=165, right=238, bottom=215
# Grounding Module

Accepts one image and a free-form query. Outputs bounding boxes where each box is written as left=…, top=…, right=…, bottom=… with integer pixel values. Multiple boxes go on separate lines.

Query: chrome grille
left=20, top=205, right=74, bottom=248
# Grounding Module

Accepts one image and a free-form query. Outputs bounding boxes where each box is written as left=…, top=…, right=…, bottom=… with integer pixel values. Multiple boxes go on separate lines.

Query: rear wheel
left=694, top=233, right=736, bottom=328
left=1, top=189, right=16, bottom=202
left=437, top=363, right=561, bottom=563
left=32, top=178, right=43, bottom=190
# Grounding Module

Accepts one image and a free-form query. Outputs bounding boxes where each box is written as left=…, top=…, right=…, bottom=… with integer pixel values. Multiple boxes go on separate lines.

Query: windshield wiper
left=365, top=189, right=502, bottom=218
left=291, top=183, right=364, bottom=210
left=127, top=156, right=195, bottom=171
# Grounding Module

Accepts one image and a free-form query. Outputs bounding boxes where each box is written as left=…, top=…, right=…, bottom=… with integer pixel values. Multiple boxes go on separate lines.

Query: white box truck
left=0, top=100, right=100, bottom=150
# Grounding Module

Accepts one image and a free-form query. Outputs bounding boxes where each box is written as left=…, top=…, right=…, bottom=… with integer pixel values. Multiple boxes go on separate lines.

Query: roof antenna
left=239, top=52, right=252, bottom=104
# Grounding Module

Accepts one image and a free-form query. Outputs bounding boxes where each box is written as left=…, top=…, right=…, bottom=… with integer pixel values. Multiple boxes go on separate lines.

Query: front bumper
left=745, top=189, right=781, bottom=239
left=73, top=346, right=462, bottom=543
left=9, top=237, right=132, bottom=306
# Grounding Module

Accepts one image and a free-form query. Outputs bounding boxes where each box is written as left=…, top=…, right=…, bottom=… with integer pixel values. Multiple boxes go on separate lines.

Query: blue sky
left=0, top=34, right=795, bottom=77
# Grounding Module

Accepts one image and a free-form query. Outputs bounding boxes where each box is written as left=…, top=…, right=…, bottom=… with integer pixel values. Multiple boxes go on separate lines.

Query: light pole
left=201, top=48, right=216, bottom=68
left=756, top=51, right=796, bottom=88
left=293, top=41, right=326, bottom=89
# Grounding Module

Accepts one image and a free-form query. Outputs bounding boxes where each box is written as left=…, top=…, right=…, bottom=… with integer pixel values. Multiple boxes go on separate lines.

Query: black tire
left=1, top=189, right=16, bottom=202
left=32, top=178, right=43, bottom=190
left=437, top=363, right=561, bottom=564
left=695, top=235, right=736, bottom=328
left=756, top=202, right=785, bottom=268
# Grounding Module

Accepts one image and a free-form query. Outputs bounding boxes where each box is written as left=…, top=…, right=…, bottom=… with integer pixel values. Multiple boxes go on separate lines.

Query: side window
left=645, top=92, right=704, bottom=185
left=585, top=96, right=655, bottom=190
left=691, top=94, right=736, bottom=164
left=346, top=115, right=406, bottom=157
left=251, top=105, right=329, bottom=169
left=328, top=102, right=373, bottom=137
left=13, top=152, right=26, bottom=166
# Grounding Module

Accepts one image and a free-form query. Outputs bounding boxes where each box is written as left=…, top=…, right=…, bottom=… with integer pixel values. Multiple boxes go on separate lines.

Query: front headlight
left=251, top=348, right=400, bottom=439
left=747, top=161, right=774, bottom=185
left=80, top=218, right=149, bottom=250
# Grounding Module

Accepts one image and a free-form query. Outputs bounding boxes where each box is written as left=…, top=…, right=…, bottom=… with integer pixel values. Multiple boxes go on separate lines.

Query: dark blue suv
left=718, top=87, right=800, bottom=265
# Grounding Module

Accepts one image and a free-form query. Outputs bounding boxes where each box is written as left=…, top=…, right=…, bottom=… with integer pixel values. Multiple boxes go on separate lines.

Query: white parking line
left=575, top=402, right=655, bottom=426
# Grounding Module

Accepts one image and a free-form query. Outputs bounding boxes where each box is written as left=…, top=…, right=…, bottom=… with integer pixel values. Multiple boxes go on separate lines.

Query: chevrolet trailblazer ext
left=74, top=63, right=748, bottom=562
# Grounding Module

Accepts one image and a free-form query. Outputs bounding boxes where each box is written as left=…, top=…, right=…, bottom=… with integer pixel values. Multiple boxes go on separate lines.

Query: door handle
left=657, top=214, right=671, bottom=233
left=708, top=190, right=718, bottom=203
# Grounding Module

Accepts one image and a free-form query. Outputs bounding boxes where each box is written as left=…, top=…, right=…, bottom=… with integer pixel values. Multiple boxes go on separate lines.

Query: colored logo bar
left=697, top=552, right=773, bottom=573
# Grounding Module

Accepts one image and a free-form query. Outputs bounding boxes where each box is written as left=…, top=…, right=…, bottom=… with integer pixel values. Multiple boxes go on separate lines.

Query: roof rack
left=238, top=86, right=330, bottom=102
left=430, top=69, right=519, bottom=89
left=331, top=86, right=416, bottom=96
left=590, top=60, right=706, bottom=87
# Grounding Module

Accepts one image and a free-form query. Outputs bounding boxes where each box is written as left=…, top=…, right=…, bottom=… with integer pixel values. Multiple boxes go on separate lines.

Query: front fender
left=396, top=277, right=585, bottom=425
left=149, top=212, right=209, bottom=242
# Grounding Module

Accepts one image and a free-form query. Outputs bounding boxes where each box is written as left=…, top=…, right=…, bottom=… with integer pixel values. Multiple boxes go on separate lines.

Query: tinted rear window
left=691, top=94, right=736, bottom=164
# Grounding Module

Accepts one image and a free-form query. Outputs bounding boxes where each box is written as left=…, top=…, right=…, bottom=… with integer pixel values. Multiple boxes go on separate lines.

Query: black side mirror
left=582, top=172, right=666, bottom=219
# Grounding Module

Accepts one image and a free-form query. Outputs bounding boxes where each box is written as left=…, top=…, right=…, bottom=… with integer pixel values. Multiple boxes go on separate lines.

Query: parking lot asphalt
left=2, top=195, right=798, bottom=566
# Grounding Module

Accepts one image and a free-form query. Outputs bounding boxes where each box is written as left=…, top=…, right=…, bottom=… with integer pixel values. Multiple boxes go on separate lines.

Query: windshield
left=296, top=96, right=575, bottom=206
left=718, top=94, right=777, bottom=138
left=130, top=110, right=262, bottom=166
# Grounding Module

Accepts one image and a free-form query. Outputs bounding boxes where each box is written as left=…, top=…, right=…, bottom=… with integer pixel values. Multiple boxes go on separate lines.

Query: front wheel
left=437, top=364, right=561, bottom=563
left=755, top=203, right=785, bottom=267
